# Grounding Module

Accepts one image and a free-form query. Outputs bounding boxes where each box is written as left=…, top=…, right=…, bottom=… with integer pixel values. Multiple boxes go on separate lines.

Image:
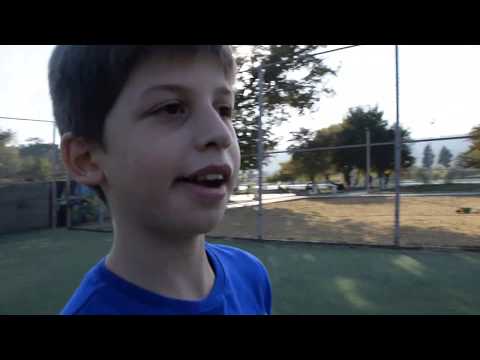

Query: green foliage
left=233, top=45, right=336, bottom=170
left=445, top=167, right=459, bottom=184
left=0, top=129, right=21, bottom=178
left=416, top=167, right=431, bottom=184
left=270, top=106, right=415, bottom=187
left=458, top=125, right=480, bottom=168
left=331, top=106, right=414, bottom=186
left=438, top=146, right=453, bottom=168
left=0, top=130, right=64, bottom=181
left=72, top=195, right=101, bottom=225
left=18, top=156, right=52, bottom=180
left=267, top=160, right=301, bottom=183
left=287, top=125, right=340, bottom=182
left=19, top=139, right=56, bottom=158
left=422, top=144, right=435, bottom=169
left=0, top=146, right=21, bottom=178
left=431, top=167, right=444, bottom=181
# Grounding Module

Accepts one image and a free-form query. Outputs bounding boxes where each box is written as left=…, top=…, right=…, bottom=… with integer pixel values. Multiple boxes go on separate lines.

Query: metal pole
left=51, top=124, right=57, bottom=229
left=256, top=66, right=265, bottom=240
left=66, top=172, right=72, bottom=229
left=394, top=45, right=401, bottom=246
left=366, top=128, right=371, bottom=193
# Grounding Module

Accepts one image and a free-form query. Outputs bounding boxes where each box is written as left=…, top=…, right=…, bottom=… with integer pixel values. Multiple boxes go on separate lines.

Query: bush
left=445, top=167, right=458, bottom=184
left=432, top=168, right=444, bottom=181
left=415, top=168, right=431, bottom=184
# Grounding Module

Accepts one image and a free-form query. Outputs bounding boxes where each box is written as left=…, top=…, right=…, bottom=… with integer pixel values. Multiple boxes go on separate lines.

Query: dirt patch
left=210, top=196, right=480, bottom=248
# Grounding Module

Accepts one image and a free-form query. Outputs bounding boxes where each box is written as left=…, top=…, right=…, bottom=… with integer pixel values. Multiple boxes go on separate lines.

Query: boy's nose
left=194, top=107, right=233, bottom=151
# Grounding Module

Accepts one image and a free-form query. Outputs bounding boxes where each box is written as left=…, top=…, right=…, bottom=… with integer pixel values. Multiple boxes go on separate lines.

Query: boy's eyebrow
left=141, top=84, right=234, bottom=99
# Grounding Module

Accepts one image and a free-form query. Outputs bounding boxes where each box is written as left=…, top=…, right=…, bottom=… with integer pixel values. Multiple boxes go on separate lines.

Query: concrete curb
left=227, top=192, right=480, bottom=209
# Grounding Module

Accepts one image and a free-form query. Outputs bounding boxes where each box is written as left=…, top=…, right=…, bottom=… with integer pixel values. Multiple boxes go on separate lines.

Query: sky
left=1, top=45, right=479, bottom=173
left=271, top=45, right=480, bottom=149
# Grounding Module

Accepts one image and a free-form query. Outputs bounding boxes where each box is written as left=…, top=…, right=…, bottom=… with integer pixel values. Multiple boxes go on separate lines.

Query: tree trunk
left=342, top=168, right=351, bottom=187
left=309, top=174, right=318, bottom=194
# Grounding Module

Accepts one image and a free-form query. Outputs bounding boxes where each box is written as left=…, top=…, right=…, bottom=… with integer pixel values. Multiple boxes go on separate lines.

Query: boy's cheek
left=232, top=139, right=241, bottom=164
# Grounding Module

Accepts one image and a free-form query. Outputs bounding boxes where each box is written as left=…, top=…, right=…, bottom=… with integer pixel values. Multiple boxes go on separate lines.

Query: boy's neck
left=105, top=223, right=215, bottom=302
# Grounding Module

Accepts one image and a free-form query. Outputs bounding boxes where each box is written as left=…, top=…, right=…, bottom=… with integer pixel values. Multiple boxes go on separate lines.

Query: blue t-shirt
left=60, top=243, right=272, bottom=315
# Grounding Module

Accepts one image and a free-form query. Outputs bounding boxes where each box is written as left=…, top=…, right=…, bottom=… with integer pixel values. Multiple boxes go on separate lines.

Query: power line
left=263, top=45, right=361, bottom=69
left=265, top=134, right=473, bottom=155
left=0, top=116, right=54, bottom=123
left=2, top=46, right=362, bottom=125
left=236, top=45, right=361, bottom=74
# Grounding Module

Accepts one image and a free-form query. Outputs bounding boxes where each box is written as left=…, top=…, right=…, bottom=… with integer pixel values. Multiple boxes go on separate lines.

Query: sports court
left=1, top=227, right=480, bottom=315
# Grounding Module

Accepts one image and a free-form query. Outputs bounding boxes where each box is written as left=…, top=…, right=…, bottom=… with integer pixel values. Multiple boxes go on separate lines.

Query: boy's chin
left=149, top=211, right=225, bottom=238
left=184, top=214, right=224, bottom=236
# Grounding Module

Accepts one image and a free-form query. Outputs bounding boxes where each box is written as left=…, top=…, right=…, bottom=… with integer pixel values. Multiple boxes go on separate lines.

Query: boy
left=49, top=45, right=272, bottom=315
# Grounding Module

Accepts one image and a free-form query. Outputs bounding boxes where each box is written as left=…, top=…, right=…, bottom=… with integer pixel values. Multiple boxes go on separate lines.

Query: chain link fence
left=0, top=116, right=110, bottom=233
left=211, top=45, right=480, bottom=250
left=211, top=134, right=480, bottom=249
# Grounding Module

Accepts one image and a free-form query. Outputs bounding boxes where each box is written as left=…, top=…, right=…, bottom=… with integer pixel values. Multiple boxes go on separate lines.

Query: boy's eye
left=163, top=103, right=186, bottom=115
left=147, top=102, right=188, bottom=120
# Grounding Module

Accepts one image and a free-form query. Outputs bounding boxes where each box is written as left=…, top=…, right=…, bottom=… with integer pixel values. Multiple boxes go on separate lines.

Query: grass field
left=1, top=228, right=480, bottom=314
left=211, top=196, right=480, bottom=248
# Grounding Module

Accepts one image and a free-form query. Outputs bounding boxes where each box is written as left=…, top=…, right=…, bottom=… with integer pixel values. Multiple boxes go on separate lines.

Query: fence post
left=51, top=123, right=57, bottom=229
left=366, top=128, right=371, bottom=193
left=66, top=173, right=72, bottom=229
left=256, top=65, right=265, bottom=240
left=394, top=45, right=401, bottom=246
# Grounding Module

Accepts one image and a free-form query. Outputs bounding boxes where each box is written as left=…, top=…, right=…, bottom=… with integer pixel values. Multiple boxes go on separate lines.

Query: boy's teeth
left=197, top=174, right=224, bottom=181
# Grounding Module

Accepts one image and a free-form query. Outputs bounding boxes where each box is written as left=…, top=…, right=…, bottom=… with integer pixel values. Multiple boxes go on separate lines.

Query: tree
left=267, top=160, right=301, bottom=183
left=18, top=156, right=52, bottom=181
left=0, top=132, right=66, bottom=182
left=19, top=137, right=55, bottom=158
left=233, top=45, right=336, bottom=170
left=286, top=124, right=340, bottom=184
left=458, top=125, right=480, bottom=168
left=18, top=137, right=64, bottom=179
left=437, top=146, right=453, bottom=168
left=331, top=106, right=414, bottom=186
left=0, top=129, right=21, bottom=179
left=422, top=144, right=435, bottom=169
left=0, top=129, right=15, bottom=145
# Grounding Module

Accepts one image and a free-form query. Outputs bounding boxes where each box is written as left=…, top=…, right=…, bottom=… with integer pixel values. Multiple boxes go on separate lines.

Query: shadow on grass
left=213, top=235, right=480, bottom=314
left=1, top=227, right=479, bottom=315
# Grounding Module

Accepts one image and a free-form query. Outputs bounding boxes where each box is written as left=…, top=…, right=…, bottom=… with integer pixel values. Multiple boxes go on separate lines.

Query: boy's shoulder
left=206, top=242, right=271, bottom=293
left=206, top=242, right=259, bottom=260
left=60, top=260, right=115, bottom=315
left=206, top=242, right=268, bottom=275
left=206, top=242, right=271, bottom=314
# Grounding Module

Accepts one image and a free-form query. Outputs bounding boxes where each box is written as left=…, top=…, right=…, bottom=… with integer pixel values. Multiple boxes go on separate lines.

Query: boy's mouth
left=175, top=164, right=231, bottom=189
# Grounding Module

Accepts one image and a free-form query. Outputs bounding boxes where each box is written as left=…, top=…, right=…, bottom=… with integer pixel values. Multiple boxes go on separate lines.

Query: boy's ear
left=61, top=132, right=106, bottom=186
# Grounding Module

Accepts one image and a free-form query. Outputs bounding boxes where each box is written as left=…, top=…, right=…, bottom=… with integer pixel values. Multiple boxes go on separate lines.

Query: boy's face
left=95, top=52, right=240, bottom=237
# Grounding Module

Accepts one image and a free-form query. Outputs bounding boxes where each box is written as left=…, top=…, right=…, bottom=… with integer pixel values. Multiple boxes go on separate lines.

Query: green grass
left=1, top=228, right=480, bottom=314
